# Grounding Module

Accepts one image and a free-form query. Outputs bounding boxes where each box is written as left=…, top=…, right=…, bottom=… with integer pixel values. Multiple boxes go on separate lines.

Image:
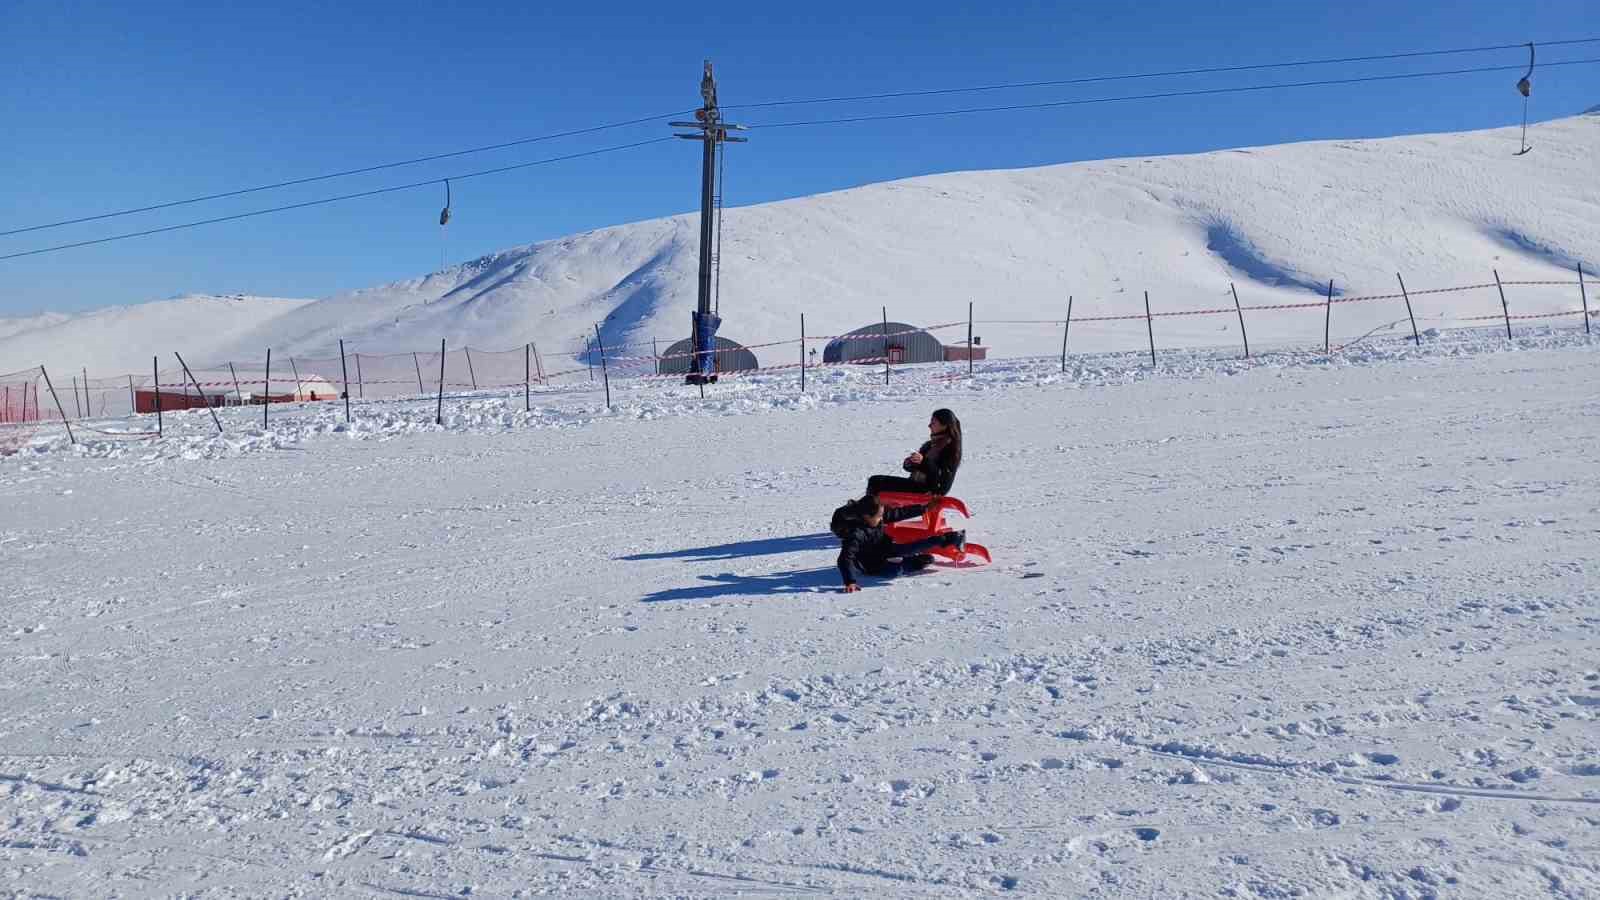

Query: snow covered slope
left=0, top=294, right=314, bottom=374
left=5, top=112, right=1596, bottom=376
left=3, top=331, right=1597, bottom=895
left=223, top=113, right=1596, bottom=366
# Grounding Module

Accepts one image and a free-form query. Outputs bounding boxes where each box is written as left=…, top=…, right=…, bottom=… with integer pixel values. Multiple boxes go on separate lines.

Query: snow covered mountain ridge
left=3, top=112, right=1595, bottom=376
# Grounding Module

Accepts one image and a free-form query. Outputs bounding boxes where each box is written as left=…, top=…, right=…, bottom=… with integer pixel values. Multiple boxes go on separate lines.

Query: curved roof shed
left=656, top=335, right=759, bottom=375
left=823, top=321, right=944, bottom=365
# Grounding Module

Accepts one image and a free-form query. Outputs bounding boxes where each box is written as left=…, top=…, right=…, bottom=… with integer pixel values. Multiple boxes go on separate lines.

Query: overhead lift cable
left=0, top=110, right=692, bottom=238
left=7, top=36, right=1596, bottom=239
left=748, top=58, right=1600, bottom=130
left=5, top=55, right=1598, bottom=262
left=0, top=138, right=674, bottom=262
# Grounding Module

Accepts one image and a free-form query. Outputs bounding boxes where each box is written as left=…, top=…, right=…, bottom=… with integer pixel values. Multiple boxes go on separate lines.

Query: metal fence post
left=175, top=352, right=223, bottom=433
left=435, top=339, right=446, bottom=425
left=1061, top=295, right=1072, bottom=373
left=1493, top=269, right=1513, bottom=341
left=800, top=313, right=807, bottom=393
left=1580, top=263, right=1591, bottom=335
left=594, top=324, right=612, bottom=410
left=1143, top=291, right=1156, bottom=367
left=1324, top=279, right=1334, bottom=353
left=881, top=306, right=890, bottom=385
left=1230, top=283, right=1250, bottom=358
left=967, top=301, right=974, bottom=376
left=40, top=366, right=75, bottom=444
left=263, top=349, right=271, bottom=428
left=338, top=339, right=352, bottom=424
left=1396, top=273, right=1420, bottom=346
left=153, top=356, right=162, bottom=436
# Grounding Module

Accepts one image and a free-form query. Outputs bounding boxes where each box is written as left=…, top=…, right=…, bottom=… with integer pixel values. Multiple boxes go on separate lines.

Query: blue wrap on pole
left=693, top=310, right=721, bottom=380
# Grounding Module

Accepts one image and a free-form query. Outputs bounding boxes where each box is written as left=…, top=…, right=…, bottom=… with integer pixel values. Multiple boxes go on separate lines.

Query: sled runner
left=876, top=490, right=991, bottom=565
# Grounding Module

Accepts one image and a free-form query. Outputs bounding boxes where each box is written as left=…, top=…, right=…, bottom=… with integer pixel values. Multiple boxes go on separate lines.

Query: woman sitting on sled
left=831, top=495, right=965, bottom=593
left=867, top=408, right=962, bottom=498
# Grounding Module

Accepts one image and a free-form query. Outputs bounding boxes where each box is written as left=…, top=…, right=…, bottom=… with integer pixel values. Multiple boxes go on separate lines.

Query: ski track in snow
left=2, top=328, right=1599, bottom=897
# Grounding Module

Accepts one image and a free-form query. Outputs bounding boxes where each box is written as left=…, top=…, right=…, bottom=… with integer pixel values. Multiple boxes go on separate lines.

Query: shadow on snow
left=638, top=568, right=840, bottom=603
left=620, top=532, right=835, bottom=562
left=622, top=532, right=841, bottom=603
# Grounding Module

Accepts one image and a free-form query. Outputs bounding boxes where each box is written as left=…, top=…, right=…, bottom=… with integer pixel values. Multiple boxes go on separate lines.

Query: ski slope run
left=2, top=328, right=1598, bottom=896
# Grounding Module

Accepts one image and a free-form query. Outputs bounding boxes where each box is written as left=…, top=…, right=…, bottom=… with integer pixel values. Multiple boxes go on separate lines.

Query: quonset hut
left=657, top=335, right=759, bottom=375
left=823, top=321, right=944, bottom=365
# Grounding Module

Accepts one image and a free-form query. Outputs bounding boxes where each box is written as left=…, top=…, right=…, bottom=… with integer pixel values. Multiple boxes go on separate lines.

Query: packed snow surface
left=3, top=327, right=1598, bottom=896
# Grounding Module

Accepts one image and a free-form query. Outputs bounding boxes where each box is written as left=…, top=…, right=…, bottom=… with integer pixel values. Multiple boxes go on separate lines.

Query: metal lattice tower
left=671, top=61, right=747, bottom=384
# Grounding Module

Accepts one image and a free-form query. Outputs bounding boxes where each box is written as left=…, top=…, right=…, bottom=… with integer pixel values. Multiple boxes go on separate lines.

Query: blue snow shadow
left=623, top=532, right=841, bottom=603
left=620, top=532, right=835, bottom=562
left=1489, top=227, right=1595, bottom=273
left=1205, top=221, right=1341, bottom=296
left=639, top=567, right=840, bottom=603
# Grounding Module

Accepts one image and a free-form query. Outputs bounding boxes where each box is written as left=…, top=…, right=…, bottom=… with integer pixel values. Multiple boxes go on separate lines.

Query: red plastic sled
left=877, top=491, right=991, bottom=565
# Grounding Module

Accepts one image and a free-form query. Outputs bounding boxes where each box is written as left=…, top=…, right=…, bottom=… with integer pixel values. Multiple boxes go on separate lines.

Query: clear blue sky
left=3, top=0, right=1595, bottom=316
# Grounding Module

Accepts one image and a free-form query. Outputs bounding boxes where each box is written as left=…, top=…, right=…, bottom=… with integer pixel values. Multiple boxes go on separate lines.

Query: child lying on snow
left=831, top=495, right=964, bottom=593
